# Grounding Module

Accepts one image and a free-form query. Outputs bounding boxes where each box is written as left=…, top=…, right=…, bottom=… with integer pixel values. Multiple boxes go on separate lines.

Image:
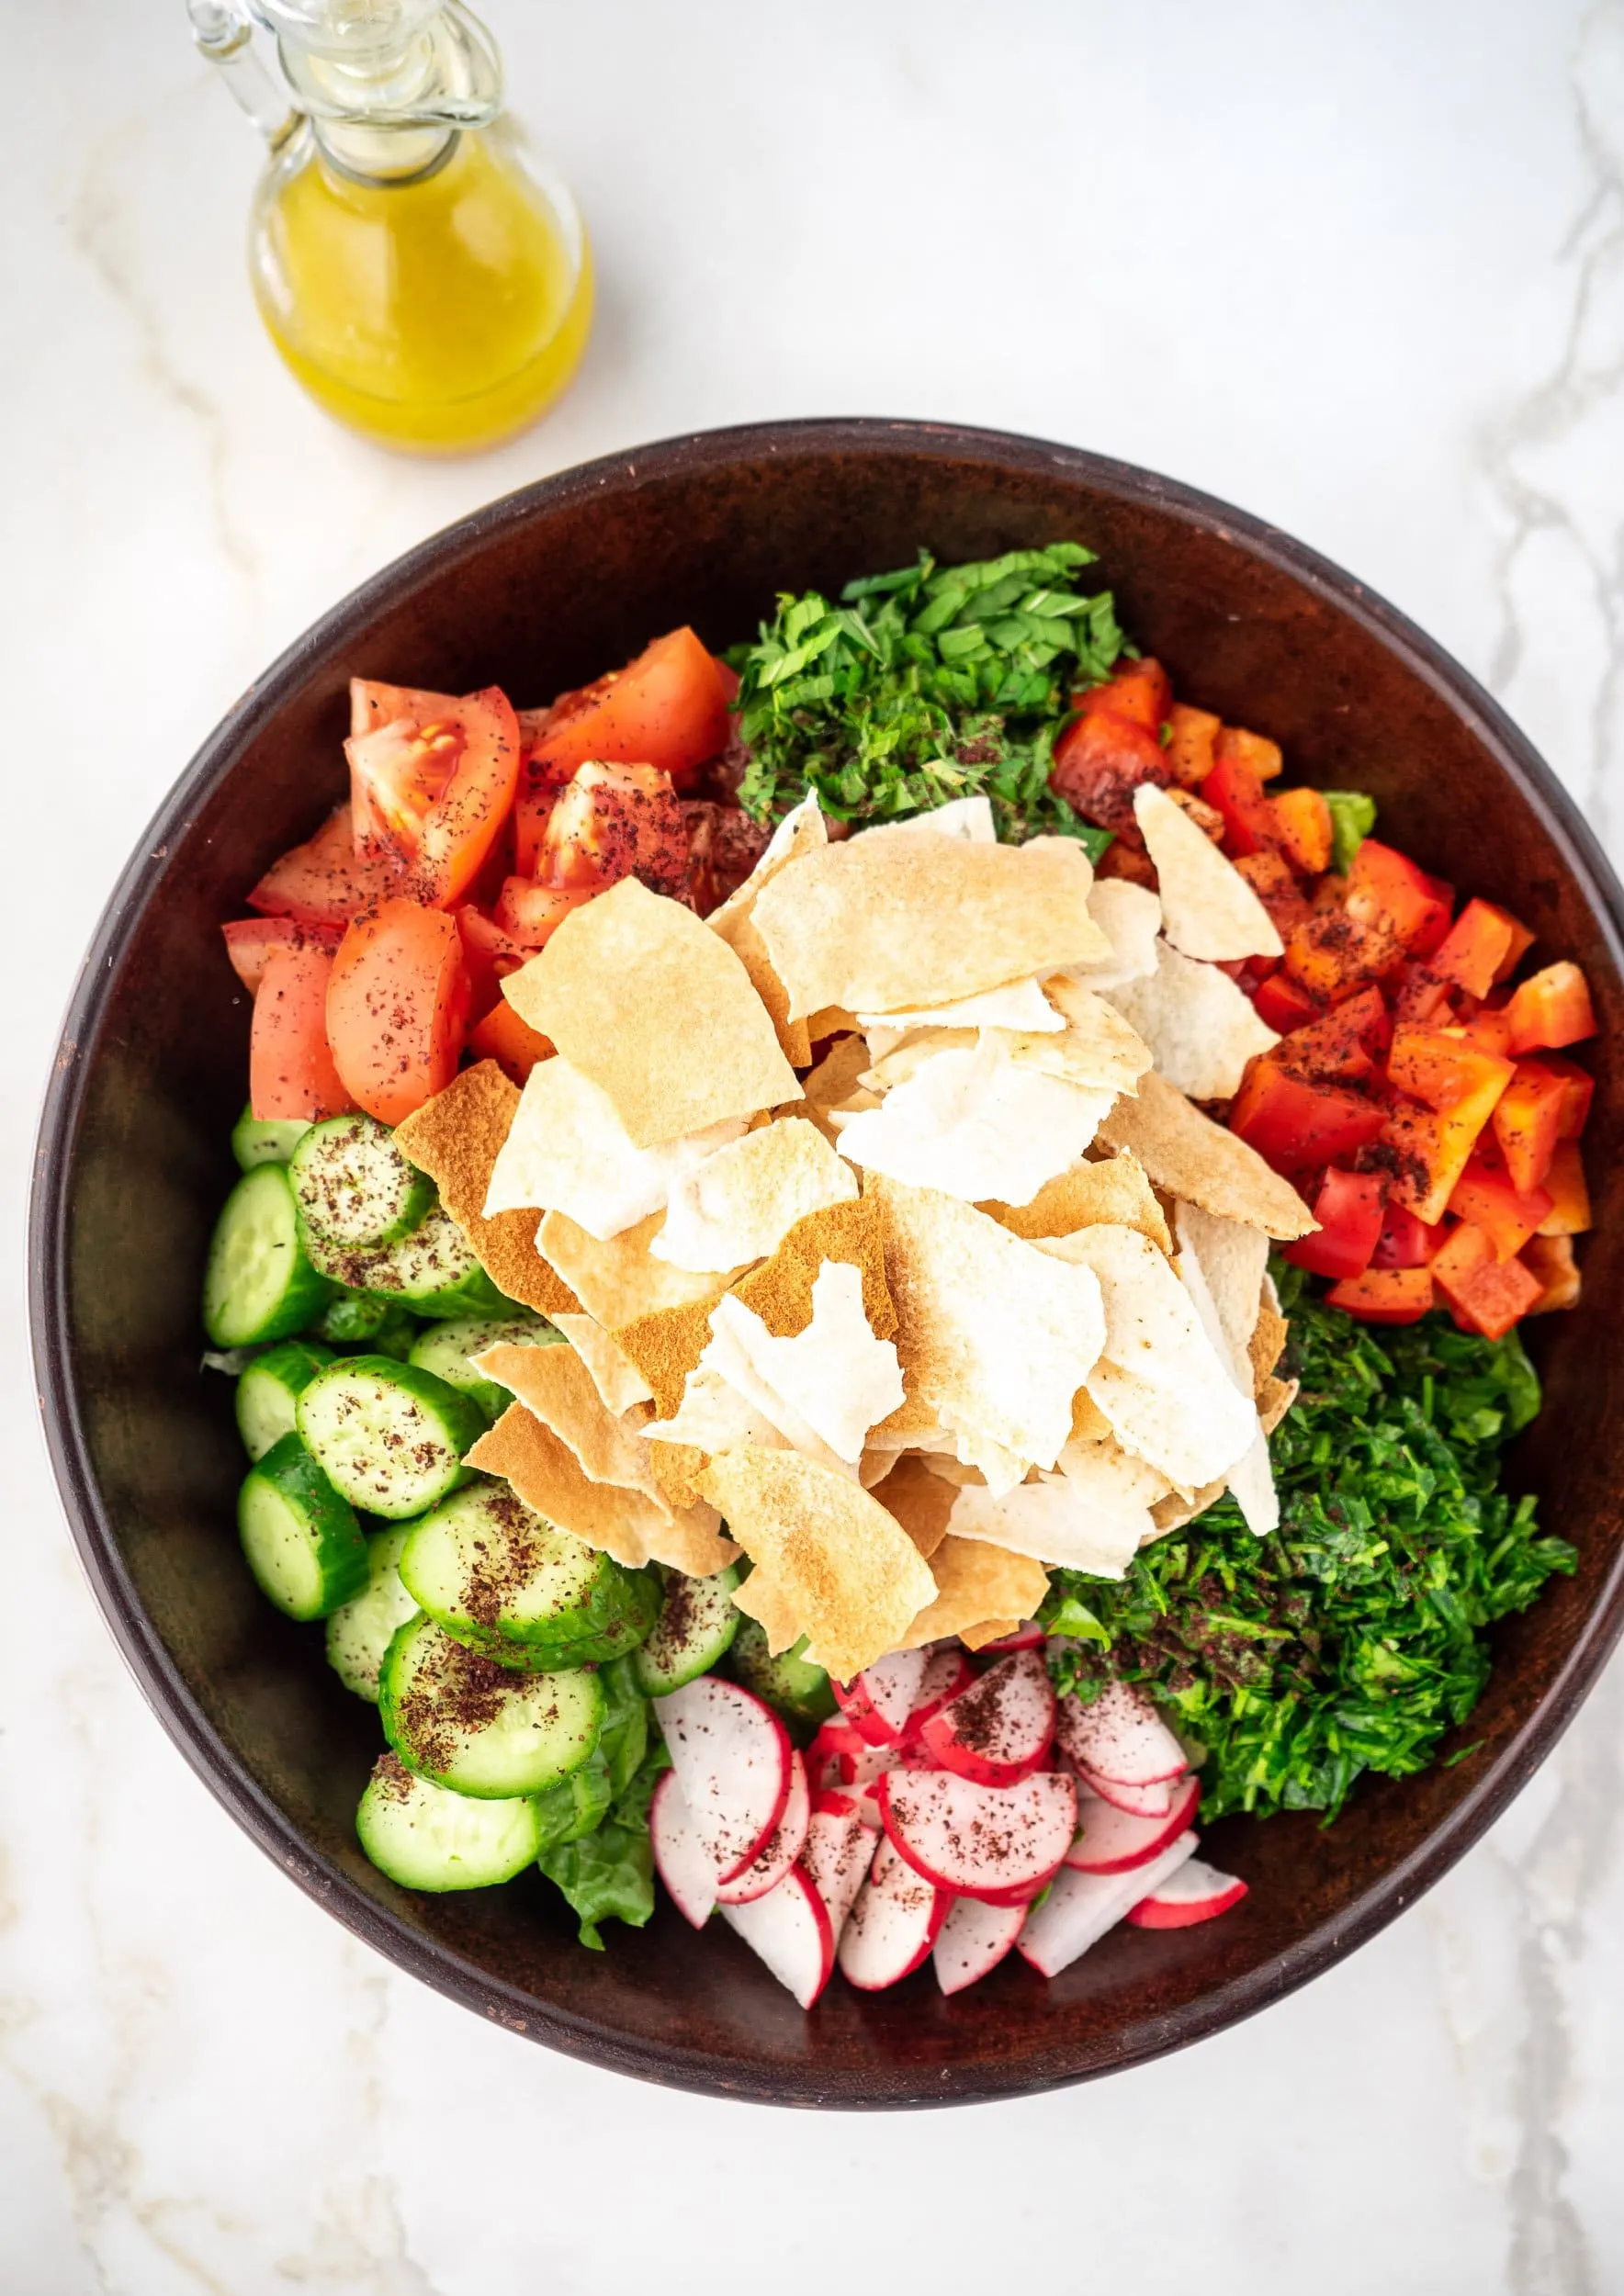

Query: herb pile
left=731, top=544, right=1126, bottom=849
left=1042, top=1264, right=1574, bottom=1821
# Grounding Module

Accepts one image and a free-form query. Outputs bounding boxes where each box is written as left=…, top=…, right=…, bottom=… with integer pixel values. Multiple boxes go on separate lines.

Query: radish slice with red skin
left=971, top=1621, right=1046, bottom=1653
left=878, top=1768, right=1077, bottom=1899
left=649, top=1770, right=717, bottom=1930
left=808, top=1719, right=865, bottom=1791
left=837, top=1835, right=948, bottom=1990
left=654, top=1677, right=792, bottom=1885
left=1055, top=1683, right=1187, bottom=1785
left=1077, top=1765, right=1180, bottom=1818
left=919, top=1649, right=1057, bottom=1786
left=721, top=1866, right=835, bottom=2007
left=802, top=1792, right=878, bottom=1941
left=1065, top=1773, right=1201, bottom=1874
left=832, top=1649, right=928, bottom=1749
left=903, top=1645, right=978, bottom=1741
left=933, top=1895, right=1027, bottom=1995
left=716, top=1750, right=811, bottom=1906
left=1019, top=1831, right=1199, bottom=1977
left=1126, top=1856, right=1248, bottom=1929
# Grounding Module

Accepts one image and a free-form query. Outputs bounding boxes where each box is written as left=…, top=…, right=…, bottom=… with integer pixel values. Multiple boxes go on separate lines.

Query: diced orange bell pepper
left=1204, top=752, right=1280, bottom=858
left=1284, top=1168, right=1387, bottom=1279
left=1447, top=1152, right=1553, bottom=1261
left=1385, top=1024, right=1514, bottom=1115
left=1275, top=986, right=1391, bottom=1087
left=1281, top=908, right=1402, bottom=1003
left=467, top=996, right=555, bottom=1085
left=1214, top=725, right=1283, bottom=782
left=1536, top=1140, right=1592, bottom=1236
left=1346, top=840, right=1454, bottom=957
left=1269, top=786, right=1334, bottom=876
left=1503, top=961, right=1597, bottom=1054
left=1234, top=849, right=1312, bottom=938
left=1164, top=703, right=1220, bottom=788
left=1254, top=971, right=1321, bottom=1034
left=1521, top=1233, right=1581, bottom=1314
left=1391, top=961, right=1452, bottom=1025
left=1431, top=898, right=1530, bottom=999
left=1230, top=1057, right=1388, bottom=1173
left=1490, top=1060, right=1570, bottom=1193
left=1447, top=1004, right=1516, bottom=1059
left=1538, top=1052, right=1596, bottom=1140
left=1325, top=1265, right=1435, bottom=1323
left=1075, top=658, right=1172, bottom=736
left=1380, top=1029, right=1514, bottom=1224
left=1430, top=1221, right=1543, bottom=1338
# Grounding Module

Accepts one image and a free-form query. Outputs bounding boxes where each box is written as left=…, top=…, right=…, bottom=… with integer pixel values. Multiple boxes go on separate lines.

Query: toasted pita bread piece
left=1173, top=1202, right=1269, bottom=1369
left=1063, top=878, right=1162, bottom=992
left=698, top=1446, right=936, bottom=1682
left=393, top=1063, right=581, bottom=1318
left=1173, top=1229, right=1278, bottom=1536
left=1133, top=783, right=1283, bottom=962
left=503, top=877, right=799, bottom=1146
left=537, top=1209, right=731, bottom=1330
left=651, top=1116, right=858, bottom=1273
left=864, top=1173, right=1107, bottom=1486
left=1105, top=940, right=1280, bottom=1101
left=946, top=1459, right=1156, bottom=1577
left=860, top=793, right=997, bottom=845
left=752, top=830, right=1111, bottom=1020
left=731, top=1195, right=897, bottom=1341
left=867, top=1452, right=956, bottom=1560
left=840, top=1037, right=1115, bottom=1209
left=1098, top=1071, right=1317, bottom=1242
left=547, top=1312, right=655, bottom=1415
left=854, top=974, right=1065, bottom=1036
left=702, top=1265, right=903, bottom=1466
left=467, top=1405, right=736, bottom=1575
left=707, top=793, right=828, bottom=1068
left=1250, top=1297, right=1290, bottom=1395
left=981, top=1146, right=1171, bottom=1253
left=473, top=1342, right=665, bottom=1506
left=890, top=1535, right=1050, bottom=1652
left=1259, top=1375, right=1299, bottom=1435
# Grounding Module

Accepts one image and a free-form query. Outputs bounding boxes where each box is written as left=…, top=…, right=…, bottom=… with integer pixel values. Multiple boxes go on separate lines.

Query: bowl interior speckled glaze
left=29, top=420, right=1624, bottom=2107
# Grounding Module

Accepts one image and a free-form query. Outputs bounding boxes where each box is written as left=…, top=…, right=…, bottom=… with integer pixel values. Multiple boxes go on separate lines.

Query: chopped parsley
left=1041, top=1264, right=1574, bottom=1822
left=730, top=544, right=1127, bottom=849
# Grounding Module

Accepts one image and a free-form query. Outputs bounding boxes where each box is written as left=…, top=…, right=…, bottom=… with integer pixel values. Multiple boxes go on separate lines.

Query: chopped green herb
left=1323, top=789, right=1378, bottom=876
left=1041, top=1264, right=1573, bottom=1822
left=729, top=545, right=1126, bottom=850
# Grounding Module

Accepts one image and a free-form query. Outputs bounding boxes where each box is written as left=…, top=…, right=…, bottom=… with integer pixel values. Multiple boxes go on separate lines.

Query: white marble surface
left=5, top=0, right=1623, bottom=2286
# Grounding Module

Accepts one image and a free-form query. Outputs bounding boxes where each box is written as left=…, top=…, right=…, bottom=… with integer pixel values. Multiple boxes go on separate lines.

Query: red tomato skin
left=222, top=917, right=341, bottom=996
left=1048, top=711, right=1170, bottom=839
left=248, top=804, right=400, bottom=928
left=408, top=687, right=524, bottom=909
left=250, top=947, right=353, bottom=1121
left=325, top=900, right=468, bottom=1126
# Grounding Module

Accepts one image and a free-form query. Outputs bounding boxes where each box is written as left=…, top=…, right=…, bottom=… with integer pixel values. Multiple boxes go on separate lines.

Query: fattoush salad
left=202, top=545, right=1586, bottom=2003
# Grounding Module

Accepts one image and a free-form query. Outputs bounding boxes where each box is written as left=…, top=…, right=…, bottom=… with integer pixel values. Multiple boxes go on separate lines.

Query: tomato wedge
left=250, top=946, right=353, bottom=1121
left=326, top=899, right=468, bottom=1125
left=541, top=760, right=688, bottom=894
left=350, top=678, right=458, bottom=738
left=248, top=804, right=401, bottom=928
left=513, top=629, right=731, bottom=872
left=222, top=916, right=342, bottom=996
left=345, top=687, right=523, bottom=910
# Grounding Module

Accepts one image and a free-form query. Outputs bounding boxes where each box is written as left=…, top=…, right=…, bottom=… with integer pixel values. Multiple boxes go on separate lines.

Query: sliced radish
left=919, top=1648, right=1057, bottom=1786
left=721, top=1865, right=835, bottom=2007
left=802, top=1792, right=878, bottom=1941
left=654, top=1677, right=792, bottom=1884
left=832, top=1649, right=929, bottom=1749
left=933, top=1895, right=1027, bottom=1995
left=1055, top=1683, right=1187, bottom=1785
left=837, top=1835, right=948, bottom=1990
left=1065, top=1773, right=1201, bottom=1874
left=807, top=1719, right=866, bottom=1791
left=878, top=1768, right=1077, bottom=1900
left=1077, top=1766, right=1179, bottom=1818
left=716, top=1750, right=810, bottom=1906
left=904, top=1644, right=978, bottom=1740
left=1126, top=1855, right=1248, bottom=1929
left=1019, top=1831, right=1199, bottom=1977
left=971, top=1620, right=1045, bottom=1653
left=649, top=1769, right=717, bottom=1929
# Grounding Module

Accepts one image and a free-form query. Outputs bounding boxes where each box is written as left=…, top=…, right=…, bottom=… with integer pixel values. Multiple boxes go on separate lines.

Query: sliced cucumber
left=728, top=1616, right=836, bottom=1730
left=400, top=1480, right=659, bottom=1666
left=380, top=1614, right=604, bottom=1797
left=408, top=1315, right=563, bottom=1421
left=297, top=1356, right=486, bottom=1520
left=238, top=1434, right=369, bottom=1620
left=203, top=1164, right=334, bottom=1349
left=235, top=1339, right=334, bottom=1462
left=303, top=1200, right=511, bottom=1319
left=632, top=1564, right=742, bottom=1695
left=309, top=1293, right=419, bottom=1357
left=357, top=1753, right=543, bottom=1891
left=290, top=1113, right=433, bottom=1249
left=325, top=1528, right=421, bottom=1701
left=231, top=1103, right=310, bottom=1171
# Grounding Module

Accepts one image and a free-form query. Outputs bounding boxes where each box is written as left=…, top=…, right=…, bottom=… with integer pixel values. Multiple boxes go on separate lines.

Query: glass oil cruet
left=187, top=0, right=593, bottom=453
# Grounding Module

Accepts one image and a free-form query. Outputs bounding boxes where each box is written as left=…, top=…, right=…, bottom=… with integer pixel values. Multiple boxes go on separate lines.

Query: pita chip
left=647, top=1364, right=788, bottom=1458
left=486, top=1054, right=747, bottom=1240
left=752, top=831, right=1111, bottom=1020
left=731, top=1195, right=897, bottom=1341
left=839, top=1036, right=1115, bottom=1207
left=860, top=793, right=997, bottom=845
left=1133, top=782, right=1284, bottom=962
left=651, top=1115, right=858, bottom=1273
left=472, top=1340, right=665, bottom=1505
left=537, top=1209, right=732, bottom=1328
left=606, top=1298, right=717, bottom=1420
left=1098, top=1071, right=1317, bottom=1241
left=1174, top=1201, right=1269, bottom=1370
left=1104, top=940, right=1280, bottom=1101
left=867, top=1451, right=956, bottom=1560
left=548, top=1312, right=655, bottom=1415
left=708, top=793, right=828, bottom=1068
left=697, top=1446, right=936, bottom=1682
left=503, top=877, right=799, bottom=1145
left=1250, top=1296, right=1290, bottom=1395
left=467, top=1405, right=737, bottom=1576
left=1063, top=877, right=1163, bottom=993
left=981, top=1147, right=1172, bottom=1253
left=392, top=1062, right=581, bottom=1317
left=946, top=1465, right=1153, bottom=1576
left=1172, top=1232, right=1279, bottom=1535
left=1259, top=1375, right=1299, bottom=1435
left=701, top=1263, right=904, bottom=1465
left=892, top=1535, right=1050, bottom=1652
left=853, top=974, right=1065, bottom=1036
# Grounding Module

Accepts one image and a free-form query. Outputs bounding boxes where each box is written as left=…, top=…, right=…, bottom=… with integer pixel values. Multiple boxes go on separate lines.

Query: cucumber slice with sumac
left=289, top=1113, right=433, bottom=1249
left=408, top=1314, right=564, bottom=1421
left=235, top=1338, right=334, bottom=1462
left=303, top=1200, right=510, bottom=1320
left=728, top=1617, right=837, bottom=1730
left=400, top=1480, right=660, bottom=1666
left=379, top=1614, right=605, bottom=1797
left=238, top=1433, right=369, bottom=1620
left=325, top=1527, right=421, bottom=1701
left=633, top=1564, right=743, bottom=1696
left=231, top=1103, right=310, bottom=1171
left=296, top=1356, right=486, bottom=1519
left=356, top=1752, right=544, bottom=1890
left=204, top=1164, right=334, bottom=1349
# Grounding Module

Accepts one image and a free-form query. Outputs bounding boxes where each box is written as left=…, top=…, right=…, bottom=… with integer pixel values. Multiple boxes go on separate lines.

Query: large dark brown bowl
left=30, top=420, right=1624, bottom=2107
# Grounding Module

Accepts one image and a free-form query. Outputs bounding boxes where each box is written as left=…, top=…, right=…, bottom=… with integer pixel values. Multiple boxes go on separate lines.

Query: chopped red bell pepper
left=1229, top=1057, right=1388, bottom=1173
left=1503, top=961, right=1597, bottom=1054
left=1391, top=961, right=1453, bottom=1025
left=1269, top=786, right=1333, bottom=875
left=1490, top=1060, right=1570, bottom=1194
left=1447, top=1152, right=1553, bottom=1261
left=1536, top=1140, right=1592, bottom=1236
left=1449, top=1004, right=1516, bottom=1059
left=1276, top=984, right=1392, bottom=1085
left=1429, top=1220, right=1543, bottom=1339
left=1370, top=1202, right=1441, bottom=1269
left=1283, top=1169, right=1387, bottom=1278
left=1431, top=898, right=1530, bottom=1000
left=1325, top=1265, right=1435, bottom=1323
left=1074, top=658, right=1171, bottom=736
left=1213, top=725, right=1283, bottom=782
left=1345, top=839, right=1454, bottom=957
left=1253, top=970, right=1321, bottom=1034
left=1281, top=908, right=1402, bottom=1003
left=1203, top=752, right=1280, bottom=858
